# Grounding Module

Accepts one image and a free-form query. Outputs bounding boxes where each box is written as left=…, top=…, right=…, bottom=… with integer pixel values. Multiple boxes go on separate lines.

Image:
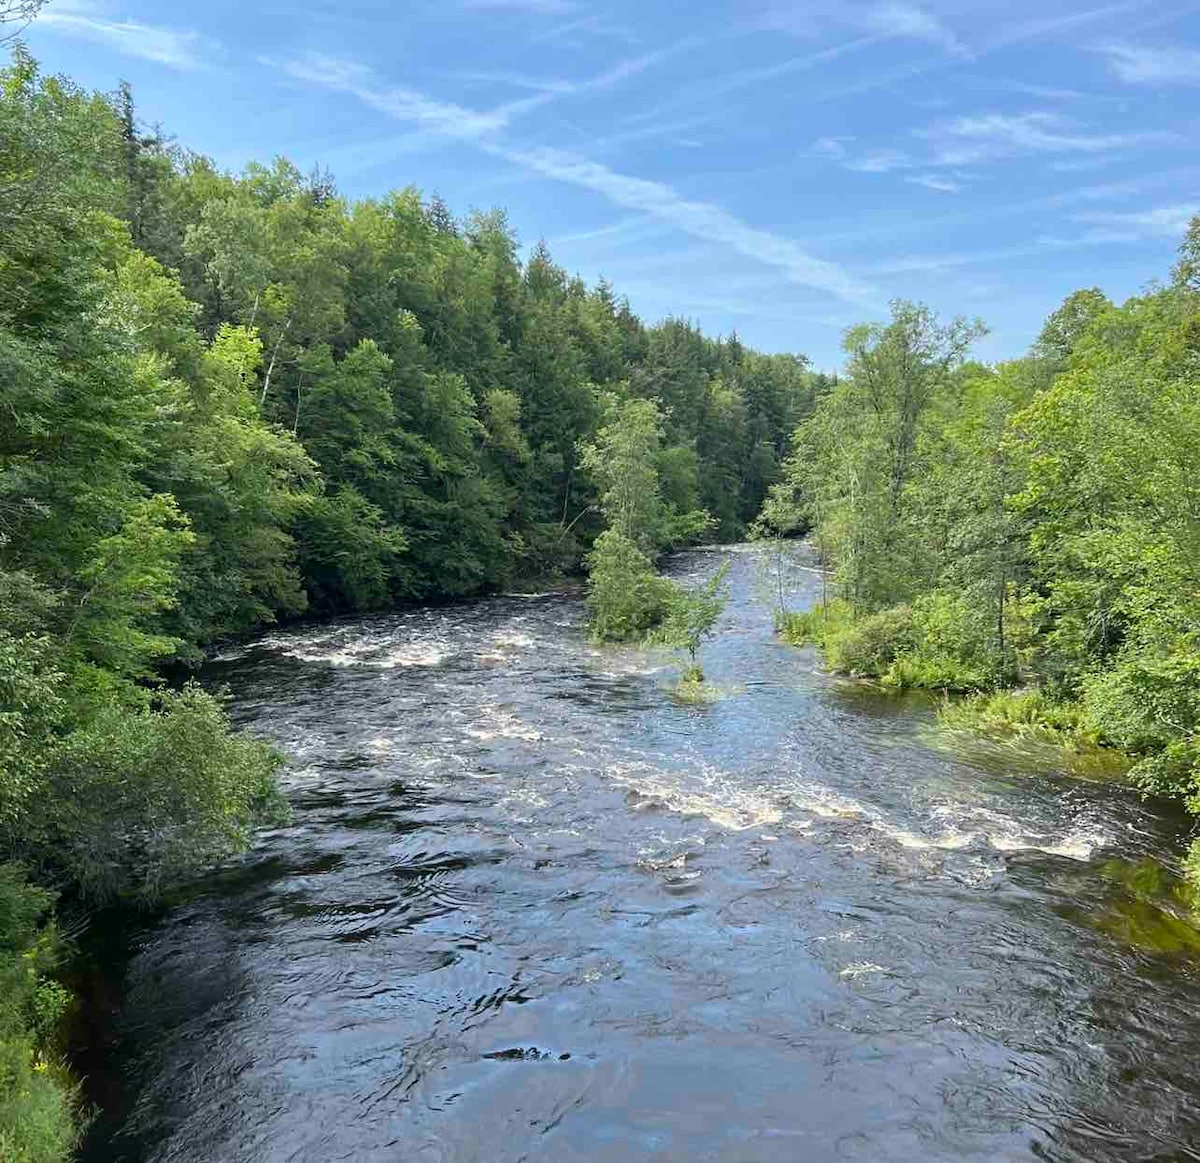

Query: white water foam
left=601, top=759, right=1111, bottom=864
left=464, top=706, right=544, bottom=743
left=876, top=803, right=1114, bottom=861
left=839, top=962, right=890, bottom=980
left=605, top=761, right=784, bottom=832
left=274, top=639, right=450, bottom=669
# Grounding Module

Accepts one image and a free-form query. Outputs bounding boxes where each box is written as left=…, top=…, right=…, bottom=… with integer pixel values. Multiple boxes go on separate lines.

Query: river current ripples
left=82, top=545, right=1200, bottom=1161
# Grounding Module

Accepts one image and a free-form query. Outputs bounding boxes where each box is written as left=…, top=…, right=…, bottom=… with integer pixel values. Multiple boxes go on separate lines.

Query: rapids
left=81, top=545, right=1200, bottom=1161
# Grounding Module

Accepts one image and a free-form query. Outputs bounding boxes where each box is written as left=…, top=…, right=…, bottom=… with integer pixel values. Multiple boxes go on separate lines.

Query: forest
left=5, top=28, right=1200, bottom=1163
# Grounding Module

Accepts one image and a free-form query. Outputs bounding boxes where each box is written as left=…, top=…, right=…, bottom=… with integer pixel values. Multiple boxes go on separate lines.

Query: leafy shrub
left=1082, top=650, right=1200, bottom=754
left=776, top=599, right=854, bottom=648
left=827, top=605, right=918, bottom=677
left=34, top=685, right=287, bottom=902
left=939, top=688, right=1086, bottom=741
left=649, top=562, right=729, bottom=676
left=784, top=592, right=1011, bottom=692
left=585, top=530, right=676, bottom=643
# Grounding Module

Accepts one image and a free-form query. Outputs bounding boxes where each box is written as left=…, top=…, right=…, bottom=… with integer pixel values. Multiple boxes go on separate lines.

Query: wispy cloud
left=905, top=174, right=961, bottom=193
left=487, top=144, right=876, bottom=303
left=1098, top=42, right=1200, bottom=85
left=1074, top=202, right=1200, bottom=236
left=997, top=81, right=1091, bottom=101
left=462, top=0, right=575, bottom=13
left=434, top=69, right=578, bottom=94
left=765, top=1, right=969, bottom=57
left=37, top=1, right=203, bottom=69
left=528, top=15, right=640, bottom=46
left=280, top=56, right=511, bottom=138
left=983, top=2, right=1146, bottom=51
left=812, top=136, right=851, bottom=159
left=845, top=148, right=913, bottom=173
left=544, top=216, right=663, bottom=248
left=279, top=55, right=874, bottom=305
left=921, top=111, right=1174, bottom=166
left=859, top=1, right=970, bottom=56
left=870, top=230, right=1151, bottom=275
left=619, top=35, right=875, bottom=129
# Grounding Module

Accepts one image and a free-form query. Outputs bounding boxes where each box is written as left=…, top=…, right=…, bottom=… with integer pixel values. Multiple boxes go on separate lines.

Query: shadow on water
left=78, top=544, right=1200, bottom=1161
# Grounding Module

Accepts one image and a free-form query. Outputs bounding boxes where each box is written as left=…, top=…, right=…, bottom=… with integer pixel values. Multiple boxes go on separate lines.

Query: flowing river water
left=81, top=544, right=1200, bottom=1161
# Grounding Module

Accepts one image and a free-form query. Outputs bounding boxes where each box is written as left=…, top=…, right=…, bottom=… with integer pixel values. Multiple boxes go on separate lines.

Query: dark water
left=82, top=545, right=1200, bottom=1161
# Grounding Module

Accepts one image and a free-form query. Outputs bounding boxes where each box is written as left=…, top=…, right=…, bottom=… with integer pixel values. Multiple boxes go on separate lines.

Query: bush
left=586, top=530, right=676, bottom=643
left=783, top=592, right=1011, bottom=692
left=33, top=684, right=287, bottom=903
left=828, top=605, right=918, bottom=677
left=0, top=867, right=77, bottom=1163
left=777, top=599, right=854, bottom=648
left=1082, top=650, right=1200, bottom=755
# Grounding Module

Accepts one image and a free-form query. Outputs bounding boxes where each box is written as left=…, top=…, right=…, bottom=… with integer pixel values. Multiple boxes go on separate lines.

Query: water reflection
left=81, top=544, right=1200, bottom=1161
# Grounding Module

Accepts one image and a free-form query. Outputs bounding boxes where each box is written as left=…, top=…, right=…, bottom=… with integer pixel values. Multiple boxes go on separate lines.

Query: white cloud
left=281, top=44, right=681, bottom=145
left=766, top=1, right=968, bottom=57
left=922, top=111, right=1172, bottom=166
left=544, top=216, right=662, bottom=247
left=1098, top=43, right=1200, bottom=85
left=37, top=1, right=202, bottom=68
left=1074, top=203, right=1200, bottom=236
left=905, top=174, right=961, bottom=193
left=487, top=143, right=876, bottom=303
left=846, top=148, right=912, bottom=173
left=870, top=232, right=1143, bottom=275
left=435, top=69, right=578, bottom=94
left=462, top=0, right=575, bottom=13
left=812, top=136, right=851, bottom=159
left=983, top=2, right=1144, bottom=52
left=458, top=45, right=688, bottom=125
left=280, top=56, right=511, bottom=139
left=860, top=1, right=970, bottom=57
left=528, top=15, right=640, bottom=46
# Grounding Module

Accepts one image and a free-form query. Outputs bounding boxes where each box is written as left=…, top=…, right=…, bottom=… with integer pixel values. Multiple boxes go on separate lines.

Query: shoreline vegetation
left=761, top=258, right=1200, bottom=885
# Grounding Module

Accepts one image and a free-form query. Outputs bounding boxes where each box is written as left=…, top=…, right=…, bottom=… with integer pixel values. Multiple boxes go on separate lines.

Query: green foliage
left=585, top=531, right=676, bottom=643
left=785, top=590, right=1022, bottom=693
left=938, top=689, right=1086, bottom=743
left=652, top=563, right=730, bottom=668
left=0, top=867, right=76, bottom=1163
left=31, top=685, right=286, bottom=902
left=580, top=397, right=714, bottom=553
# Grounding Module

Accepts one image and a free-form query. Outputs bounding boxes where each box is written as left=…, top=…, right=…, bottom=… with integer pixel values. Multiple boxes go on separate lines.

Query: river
left=80, top=544, right=1200, bottom=1161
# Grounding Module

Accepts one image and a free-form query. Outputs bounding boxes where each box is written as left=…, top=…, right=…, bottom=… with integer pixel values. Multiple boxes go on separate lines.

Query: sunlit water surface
left=81, top=546, right=1200, bottom=1161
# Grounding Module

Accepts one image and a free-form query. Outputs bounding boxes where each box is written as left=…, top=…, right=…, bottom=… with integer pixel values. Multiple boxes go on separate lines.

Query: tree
left=581, top=398, right=666, bottom=551
left=0, top=0, right=43, bottom=41
left=584, top=529, right=675, bottom=643
left=652, top=562, right=730, bottom=680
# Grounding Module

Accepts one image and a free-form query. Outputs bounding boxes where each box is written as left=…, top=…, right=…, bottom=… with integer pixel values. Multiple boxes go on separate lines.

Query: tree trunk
left=260, top=315, right=292, bottom=410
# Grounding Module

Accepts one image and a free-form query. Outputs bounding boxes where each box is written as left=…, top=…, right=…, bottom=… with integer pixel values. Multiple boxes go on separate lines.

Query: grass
left=0, top=867, right=79, bottom=1163
left=667, top=663, right=722, bottom=705
left=938, top=688, right=1089, bottom=744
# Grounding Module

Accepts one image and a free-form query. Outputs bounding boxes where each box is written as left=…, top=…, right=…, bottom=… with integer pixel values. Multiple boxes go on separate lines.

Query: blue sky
left=20, top=0, right=1200, bottom=368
